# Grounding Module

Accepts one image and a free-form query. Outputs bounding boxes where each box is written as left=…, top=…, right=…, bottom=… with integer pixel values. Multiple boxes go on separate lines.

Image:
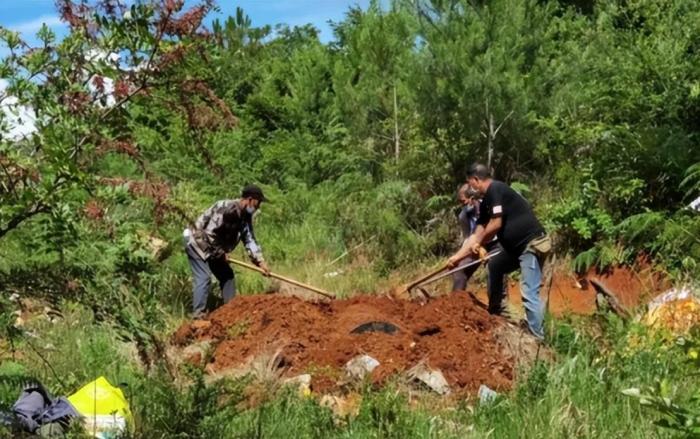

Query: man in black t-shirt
left=447, top=163, right=549, bottom=339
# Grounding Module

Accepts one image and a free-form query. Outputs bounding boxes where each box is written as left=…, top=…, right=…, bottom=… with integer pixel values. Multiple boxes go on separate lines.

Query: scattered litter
left=647, top=286, right=694, bottom=313
left=284, top=374, right=312, bottom=397
left=323, top=270, right=344, bottom=278
left=478, top=384, right=498, bottom=404
left=407, top=363, right=451, bottom=395
left=688, top=195, right=700, bottom=212
left=642, top=286, right=700, bottom=334
left=345, top=355, right=380, bottom=379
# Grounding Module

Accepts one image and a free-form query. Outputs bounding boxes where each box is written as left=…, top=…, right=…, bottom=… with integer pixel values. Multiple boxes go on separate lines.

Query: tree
left=410, top=0, right=553, bottom=182
left=0, top=0, right=218, bottom=240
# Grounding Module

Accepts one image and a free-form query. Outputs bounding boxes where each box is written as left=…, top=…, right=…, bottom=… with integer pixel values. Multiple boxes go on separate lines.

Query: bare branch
left=0, top=202, right=48, bottom=239
left=493, top=110, right=514, bottom=136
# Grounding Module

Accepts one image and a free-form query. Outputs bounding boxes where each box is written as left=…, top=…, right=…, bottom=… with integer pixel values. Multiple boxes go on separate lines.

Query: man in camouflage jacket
left=183, top=185, right=270, bottom=317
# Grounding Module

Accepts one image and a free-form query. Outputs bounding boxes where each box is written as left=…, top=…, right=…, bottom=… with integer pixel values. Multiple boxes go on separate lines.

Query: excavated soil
left=173, top=265, right=664, bottom=394
left=472, top=264, right=665, bottom=316
left=173, top=293, right=525, bottom=394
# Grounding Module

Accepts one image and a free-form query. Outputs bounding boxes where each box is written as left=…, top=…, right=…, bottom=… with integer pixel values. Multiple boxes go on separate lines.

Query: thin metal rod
left=411, top=250, right=502, bottom=290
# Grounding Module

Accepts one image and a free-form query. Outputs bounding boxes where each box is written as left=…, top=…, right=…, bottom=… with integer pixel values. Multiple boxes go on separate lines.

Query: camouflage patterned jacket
left=187, top=199, right=263, bottom=263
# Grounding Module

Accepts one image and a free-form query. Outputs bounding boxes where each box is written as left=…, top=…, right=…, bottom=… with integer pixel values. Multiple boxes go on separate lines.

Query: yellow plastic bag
left=67, top=376, right=133, bottom=438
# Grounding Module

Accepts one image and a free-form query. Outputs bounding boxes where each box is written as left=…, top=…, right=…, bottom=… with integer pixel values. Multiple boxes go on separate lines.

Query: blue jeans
left=487, top=248, right=544, bottom=339
left=184, top=241, right=236, bottom=317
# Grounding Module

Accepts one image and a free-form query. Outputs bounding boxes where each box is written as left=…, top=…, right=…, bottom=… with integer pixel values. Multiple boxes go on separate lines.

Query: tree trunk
left=393, top=84, right=400, bottom=166
left=487, top=112, right=495, bottom=171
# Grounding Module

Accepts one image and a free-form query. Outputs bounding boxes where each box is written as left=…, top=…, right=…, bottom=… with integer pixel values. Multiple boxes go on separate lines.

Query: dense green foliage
left=2, top=0, right=699, bottom=289
left=1, top=0, right=699, bottom=436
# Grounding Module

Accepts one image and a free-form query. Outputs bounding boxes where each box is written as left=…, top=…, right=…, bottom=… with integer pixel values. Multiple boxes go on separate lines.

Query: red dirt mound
left=474, top=265, right=666, bottom=316
left=174, top=293, right=523, bottom=393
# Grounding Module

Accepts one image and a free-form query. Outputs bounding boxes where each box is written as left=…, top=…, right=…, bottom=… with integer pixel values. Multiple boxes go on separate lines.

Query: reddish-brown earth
left=511, top=264, right=666, bottom=316
left=173, top=265, right=663, bottom=393
left=174, top=293, right=518, bottom=393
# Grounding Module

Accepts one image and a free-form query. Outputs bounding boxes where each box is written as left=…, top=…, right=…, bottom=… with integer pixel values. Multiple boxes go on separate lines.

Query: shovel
left=403, top=247, right=500, bottom=298
left=413, top=250, right=501, bottom=290
left=403, top=264, right=450, bottom=298
left=229, top=258, right=335, bottom=300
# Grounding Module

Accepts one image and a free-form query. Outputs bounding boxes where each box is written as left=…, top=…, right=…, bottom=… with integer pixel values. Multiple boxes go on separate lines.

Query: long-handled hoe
left=402, top=247, right=501, bottom=299
left=228, top=258, right=335, bottom=300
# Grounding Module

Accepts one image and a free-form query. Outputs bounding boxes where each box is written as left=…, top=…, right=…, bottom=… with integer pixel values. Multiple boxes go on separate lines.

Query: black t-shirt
left=477, top=180, right=544, bottom=253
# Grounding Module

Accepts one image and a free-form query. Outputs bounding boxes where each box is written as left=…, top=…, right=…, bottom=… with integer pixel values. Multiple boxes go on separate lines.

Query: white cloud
left=9, top=15, right=64, bottom=36
left=1, top=79, right=37, bottom=141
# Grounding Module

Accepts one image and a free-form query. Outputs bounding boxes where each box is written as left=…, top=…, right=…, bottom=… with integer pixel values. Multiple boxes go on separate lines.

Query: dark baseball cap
left=241, top=184, right=267, bottom=202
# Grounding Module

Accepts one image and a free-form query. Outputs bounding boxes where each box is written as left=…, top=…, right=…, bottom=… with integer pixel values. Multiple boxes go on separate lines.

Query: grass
left=226, top=319, right=251, bottom=339
left=1, top=298, right=697, bottom=438
left=0, top=221, right=697, bottom=439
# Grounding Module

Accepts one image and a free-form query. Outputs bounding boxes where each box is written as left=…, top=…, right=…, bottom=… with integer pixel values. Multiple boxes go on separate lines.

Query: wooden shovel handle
left=229, top=258, right=335, bottom=299
left=406, top=245, right=488, bottom=292
left=406, top=264, right=449, bottom=292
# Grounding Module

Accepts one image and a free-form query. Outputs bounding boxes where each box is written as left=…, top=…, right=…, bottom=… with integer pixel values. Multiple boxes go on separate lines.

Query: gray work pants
left=452, top=241, right=499, bottom=291
left=184, top=242, right=236, bottom=317
left=451, top=256, right=481, bottom=291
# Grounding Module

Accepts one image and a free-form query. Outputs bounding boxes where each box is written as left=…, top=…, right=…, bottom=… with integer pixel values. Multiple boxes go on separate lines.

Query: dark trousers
left=452, top=258, right=480, bottom=291
left=452, top=241, right=499, bottom=291
left=185, top=243, right=235, bottom=317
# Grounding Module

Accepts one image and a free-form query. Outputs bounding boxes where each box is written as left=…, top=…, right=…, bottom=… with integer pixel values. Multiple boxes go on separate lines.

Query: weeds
left=226, top=319, right=250, bottom=339
left=3, top=304, right=695, bottom=438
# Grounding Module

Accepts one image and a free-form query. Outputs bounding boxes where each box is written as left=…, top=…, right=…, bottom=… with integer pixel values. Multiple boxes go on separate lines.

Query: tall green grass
left=2, top=301, right=696, bottom=438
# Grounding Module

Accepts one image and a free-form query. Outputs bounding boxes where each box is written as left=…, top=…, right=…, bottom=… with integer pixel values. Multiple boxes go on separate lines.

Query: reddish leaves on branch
left=4, top=1, right=225, bottom=238
left=62, top=90, right=90, bottom=114
left=92, top=75, right=106, bottom=94
left=98, top=177, right=176, bottom=224
left=97, top=0, right=124, bottom=18
left=57, top=0, right=89, bottom=29
left=164, top=0, right=185, bottom=14
left=181, top=80, right=239, bottom=130
left=96, top=139, right=140, bottom=158
left=113, top=79, right=130, bottom=100
left=114, top=140, right=139, bottom=156
left=163, top=2, right=214, bottom=37
left=83, top=198, right=105, bottom=221
left=157, top=44, right=187, bottom=70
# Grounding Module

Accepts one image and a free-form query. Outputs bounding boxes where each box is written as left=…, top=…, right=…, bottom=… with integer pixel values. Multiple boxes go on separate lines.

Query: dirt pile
left=172, top=265, right=665, bottom=394
left=473, top=265, right=666, bottom=317
left=173, top=292, right=534, bottom=394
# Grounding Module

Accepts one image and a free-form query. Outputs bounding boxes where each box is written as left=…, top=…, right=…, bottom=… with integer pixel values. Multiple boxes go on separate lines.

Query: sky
left=0, top=0, right=372, bottom=49
left=0, top=1, right=373, bottom=138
